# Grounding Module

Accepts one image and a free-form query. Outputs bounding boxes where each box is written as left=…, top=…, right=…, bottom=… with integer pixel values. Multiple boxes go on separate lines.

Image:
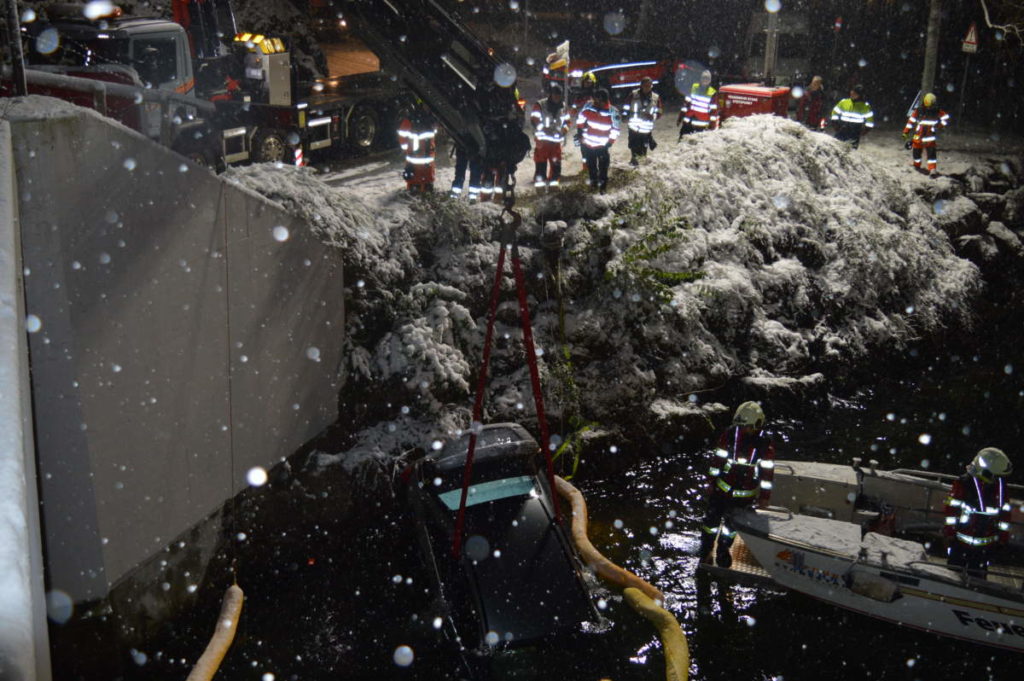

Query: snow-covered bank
left=226, top=115, right=1013, bottom=466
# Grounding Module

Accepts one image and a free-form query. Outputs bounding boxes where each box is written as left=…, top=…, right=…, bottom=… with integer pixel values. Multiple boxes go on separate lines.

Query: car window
left=437, top=475, right=536, bottom=510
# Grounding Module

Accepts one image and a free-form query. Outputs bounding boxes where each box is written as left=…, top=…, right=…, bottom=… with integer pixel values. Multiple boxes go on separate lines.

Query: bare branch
left=979, top=0, right=1024, bottom=43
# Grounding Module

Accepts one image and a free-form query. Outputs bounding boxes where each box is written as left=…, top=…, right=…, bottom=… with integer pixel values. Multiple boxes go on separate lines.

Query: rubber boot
left=716, top=536, right=734, bottom=569
left=698, top=533, right=715, bottom=564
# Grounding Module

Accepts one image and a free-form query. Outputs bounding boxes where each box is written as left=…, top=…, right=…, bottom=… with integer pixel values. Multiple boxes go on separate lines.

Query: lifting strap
left=452, top=209, right=559, bottom=558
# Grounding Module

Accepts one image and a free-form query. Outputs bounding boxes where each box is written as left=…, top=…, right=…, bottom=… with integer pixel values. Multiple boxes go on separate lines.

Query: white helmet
left=732, top=401, right=765, bottom=429
left=968, top=447, right=1012, bottom=478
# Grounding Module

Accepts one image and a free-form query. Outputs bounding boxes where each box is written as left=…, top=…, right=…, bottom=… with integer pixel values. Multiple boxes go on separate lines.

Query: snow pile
left=226, top=114, right=981, bottom=462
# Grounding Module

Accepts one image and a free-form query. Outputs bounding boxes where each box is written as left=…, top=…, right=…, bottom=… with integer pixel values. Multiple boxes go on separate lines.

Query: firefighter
left=623, top=76, right=662, bottom=166
left=571, top=71, right=599, bottom=174
left=530, top=80, right=570, bottom=191
left=450, top=144, right=483, bottom=202
left=575, top=87, right=619, bottom=193
left=398, top=99, right=437, bottom=193
left=944, top=447, right=1013, bottom=576
left=903, top=92, right=950, bottom=176
left=678, top=70, right=718, bottom=139
left=795, top=75, right=826, bottom=130
left=830, top=84, right=874, bottom=149
left=698, top=401, right=776, bottom=568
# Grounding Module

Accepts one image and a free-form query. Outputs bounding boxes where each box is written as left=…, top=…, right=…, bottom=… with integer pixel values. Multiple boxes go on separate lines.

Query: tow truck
left=4, top=0, right=526, bottom=180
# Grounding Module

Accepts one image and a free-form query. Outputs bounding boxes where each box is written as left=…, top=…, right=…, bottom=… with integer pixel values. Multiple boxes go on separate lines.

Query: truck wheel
left=348, top=105, right=378, bottom=150
left=254, top=130, right=289, bottom=164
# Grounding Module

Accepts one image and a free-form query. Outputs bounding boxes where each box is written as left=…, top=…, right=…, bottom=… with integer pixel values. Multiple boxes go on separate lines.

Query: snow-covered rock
left=227, top=115, right=983, bottom=459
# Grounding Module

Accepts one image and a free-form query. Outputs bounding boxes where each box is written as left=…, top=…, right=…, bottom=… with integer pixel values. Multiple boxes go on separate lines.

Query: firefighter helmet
left=732, top=401, right=765, bottom=429
left=700, top=70, right=712, bottom=82
left=582, top=71, right=597, bottom=86
left=969, top=447, right=1012, bottom=478
left=922, top=92, right=936, bottom=107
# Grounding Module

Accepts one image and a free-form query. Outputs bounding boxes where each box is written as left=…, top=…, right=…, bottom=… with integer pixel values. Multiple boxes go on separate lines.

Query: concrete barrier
left=3, top=98, right=345, bottom=616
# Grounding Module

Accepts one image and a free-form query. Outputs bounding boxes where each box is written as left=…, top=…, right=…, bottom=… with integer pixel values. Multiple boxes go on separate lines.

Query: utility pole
left=921, top=0, right=942, bottom=94
left=763, top=10, right=779, bottom=86
left=5, top=0, right=28, bottom=95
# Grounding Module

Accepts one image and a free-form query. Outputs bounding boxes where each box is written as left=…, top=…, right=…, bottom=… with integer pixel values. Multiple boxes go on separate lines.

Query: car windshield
left=437, top=475, right=536, bottom=510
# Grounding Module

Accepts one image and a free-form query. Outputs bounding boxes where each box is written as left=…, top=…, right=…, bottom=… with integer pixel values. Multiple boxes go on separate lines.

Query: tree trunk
left=921, top=0, right=943, bottom=93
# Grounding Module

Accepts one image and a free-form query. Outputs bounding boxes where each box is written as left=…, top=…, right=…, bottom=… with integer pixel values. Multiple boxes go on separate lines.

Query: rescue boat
left=768, top=458, right=1024, bottom=548
left=728, top=507, right=1024, bottom=652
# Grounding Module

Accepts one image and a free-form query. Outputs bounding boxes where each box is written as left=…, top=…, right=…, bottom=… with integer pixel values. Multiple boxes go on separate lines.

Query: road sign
left=962, top=22, right=978, bottom=53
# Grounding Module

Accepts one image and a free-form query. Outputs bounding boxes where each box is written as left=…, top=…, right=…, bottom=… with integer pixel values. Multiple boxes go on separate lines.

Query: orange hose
left=554, top=476, right=664, bottom=603
left=185, top=584, right=244, bottom=681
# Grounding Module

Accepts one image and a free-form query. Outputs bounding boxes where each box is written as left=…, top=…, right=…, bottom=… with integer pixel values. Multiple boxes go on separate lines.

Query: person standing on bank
left=530, top=80, right=571, bottom=191
left=678, top=69, right=718, bottom=139
left=795, top=75, right=826, bottom=130
left=903, top=92, right=950, bottom=177
left=622, top=76, right=662, bottom=166
left=698, top=402, right=776, bottom=568
left=944, top=447, right=1013, bottom=576
left=575, top=88, right=619, bottom=193
left=830, top=84, right=874, bottom=149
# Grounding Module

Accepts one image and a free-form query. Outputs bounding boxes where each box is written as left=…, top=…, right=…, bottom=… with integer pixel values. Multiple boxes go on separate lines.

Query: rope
left=512, top=243, right=559, bottom=523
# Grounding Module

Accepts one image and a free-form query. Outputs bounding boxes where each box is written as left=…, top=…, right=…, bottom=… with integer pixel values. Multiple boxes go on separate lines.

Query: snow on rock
left=228, top=114, right=982, bottom=463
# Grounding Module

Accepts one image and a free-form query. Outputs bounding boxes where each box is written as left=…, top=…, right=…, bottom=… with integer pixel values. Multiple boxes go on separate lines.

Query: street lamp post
left=5, top=0, right=28, bottom=95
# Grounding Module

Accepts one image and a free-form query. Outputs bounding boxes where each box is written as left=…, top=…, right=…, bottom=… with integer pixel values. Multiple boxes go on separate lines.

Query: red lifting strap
left=452, top=210, right=559, bottom=558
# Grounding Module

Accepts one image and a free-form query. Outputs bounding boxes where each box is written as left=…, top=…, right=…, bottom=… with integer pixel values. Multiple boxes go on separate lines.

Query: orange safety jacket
left=903, top=106, right=950, bottom=149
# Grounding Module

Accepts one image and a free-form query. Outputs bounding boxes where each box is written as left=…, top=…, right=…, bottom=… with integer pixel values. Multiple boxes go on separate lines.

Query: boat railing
left=907, top=560, right=1024, bottom=592
left=890, top=469, right=1024, bottom=496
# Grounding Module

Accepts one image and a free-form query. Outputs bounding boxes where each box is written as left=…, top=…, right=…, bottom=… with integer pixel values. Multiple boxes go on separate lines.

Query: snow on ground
left=225, top=114, right=1020, bottom=469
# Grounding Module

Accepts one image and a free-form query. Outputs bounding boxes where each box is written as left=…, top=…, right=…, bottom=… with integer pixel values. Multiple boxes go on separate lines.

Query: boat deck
left=697, top=536, right=775, bottom=585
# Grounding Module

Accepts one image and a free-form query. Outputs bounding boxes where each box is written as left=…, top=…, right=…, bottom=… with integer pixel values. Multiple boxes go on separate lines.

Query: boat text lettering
left=952, top=609, right=1024, bottom=637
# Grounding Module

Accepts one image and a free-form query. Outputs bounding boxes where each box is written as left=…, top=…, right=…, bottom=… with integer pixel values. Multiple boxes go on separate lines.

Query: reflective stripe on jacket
left=903, top=106, right=949, bottom=148
left=830, top=98, right=875, bottom=130
left=708, top=426, right=776, bottom=502
left=623, top=88, right=662, bottom=134
left=575, top=103, right=621, bottom=148
left=398, top=117, right=436, bottom=165
left=531, top=97, right=571, bottom=143
left=944, top=474, right=1011, bottom=547
left=684, top=84, right=718, bottom=129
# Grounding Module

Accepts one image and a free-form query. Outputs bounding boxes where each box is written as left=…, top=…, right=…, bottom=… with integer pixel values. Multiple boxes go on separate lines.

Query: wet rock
left=956, top=233, right=1000, bottom=264
left=1005, top=186, right=1024, bottom=229
left=986, top=222, right=1024, bottom=258
left=966, top=192, right=1006, bottom=221
left=933, top=195, right=985, bottom=239
left=648, top=398, right=724, bottom=439
left=738, top=371, right=826, bottom=404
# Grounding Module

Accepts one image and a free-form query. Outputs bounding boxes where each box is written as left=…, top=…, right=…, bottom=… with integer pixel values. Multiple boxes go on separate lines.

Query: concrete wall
left=4, top=99, right=345, bottom=605
left=0, top=120, right=52, bottom=681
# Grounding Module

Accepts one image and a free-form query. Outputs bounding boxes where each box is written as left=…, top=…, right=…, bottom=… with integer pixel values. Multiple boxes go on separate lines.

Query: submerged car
left=402, top=423, right=599, bottom=653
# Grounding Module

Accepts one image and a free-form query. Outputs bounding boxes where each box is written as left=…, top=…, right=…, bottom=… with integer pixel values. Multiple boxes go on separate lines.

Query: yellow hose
left=555, top=475, right=688, bottom=681
left=554, top=476, right=664, bottom=603
left=624, top=587, right=690, bottom=681
left=185, top=583, right=244, bottom=681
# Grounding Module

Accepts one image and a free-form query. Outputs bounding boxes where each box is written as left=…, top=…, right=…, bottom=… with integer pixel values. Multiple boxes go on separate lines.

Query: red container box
left=718, top=84, right=791, bottom=122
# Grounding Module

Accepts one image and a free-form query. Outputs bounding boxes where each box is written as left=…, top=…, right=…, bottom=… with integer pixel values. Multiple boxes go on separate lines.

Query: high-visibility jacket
left=903, top=106, right=949, bottom=149
left=707, top=426, right=775, bottom=504
left=944, top=474, right=1011, bottom=548
left=575, top=102, right=620, bottom=149
left=683, top=83, right=718, bottom=130
left=398, top=113, right=437, bottom=167
left=830, top=98, right=874, bottom=133
left=622, top=88, right=662, bottom=134
left=531, top=96, right=570, bottom=144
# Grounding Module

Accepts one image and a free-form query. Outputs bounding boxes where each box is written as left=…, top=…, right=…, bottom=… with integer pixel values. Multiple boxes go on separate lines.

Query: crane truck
left=4, top=0, right=526, bottom=185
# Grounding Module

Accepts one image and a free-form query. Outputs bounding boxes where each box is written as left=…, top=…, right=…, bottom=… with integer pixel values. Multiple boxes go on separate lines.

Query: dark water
left=94, top=302, right=1023, bottom=680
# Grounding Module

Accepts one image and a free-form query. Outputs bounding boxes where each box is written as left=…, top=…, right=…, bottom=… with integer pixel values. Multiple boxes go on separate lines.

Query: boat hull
left=733, top=510, right=1024, bottom=652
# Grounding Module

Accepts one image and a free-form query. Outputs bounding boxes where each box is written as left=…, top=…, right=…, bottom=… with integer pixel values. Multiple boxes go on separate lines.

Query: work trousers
left=582, top=145, right=610, bottom=190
